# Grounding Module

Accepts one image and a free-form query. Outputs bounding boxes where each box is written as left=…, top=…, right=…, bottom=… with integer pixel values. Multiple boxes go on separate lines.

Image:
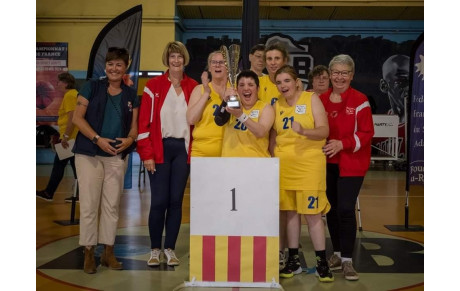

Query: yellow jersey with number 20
left=221, top=100, right=270, bottom=157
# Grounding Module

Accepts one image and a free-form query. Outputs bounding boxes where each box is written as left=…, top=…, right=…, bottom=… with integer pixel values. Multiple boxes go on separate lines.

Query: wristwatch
left=92, top=135, right=100, bottom=144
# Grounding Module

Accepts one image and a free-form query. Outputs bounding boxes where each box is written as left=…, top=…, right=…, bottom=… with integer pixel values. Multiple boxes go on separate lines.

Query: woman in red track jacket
left=137, top=41, right=198, bottom=268
left=319, top=54, right=374, bottom=281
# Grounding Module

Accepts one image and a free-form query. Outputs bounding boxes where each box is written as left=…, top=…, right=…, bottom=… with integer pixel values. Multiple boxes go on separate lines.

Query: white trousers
left=75, top=153, right=129, bottom=246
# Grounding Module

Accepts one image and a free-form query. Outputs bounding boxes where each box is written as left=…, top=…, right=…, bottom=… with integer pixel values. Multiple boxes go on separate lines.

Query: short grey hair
left=329, top=54, right=355, bottom=73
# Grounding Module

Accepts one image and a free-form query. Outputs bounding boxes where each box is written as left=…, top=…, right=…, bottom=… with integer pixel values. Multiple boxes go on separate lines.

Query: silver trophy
left=220, top=44, right=241, bottom=108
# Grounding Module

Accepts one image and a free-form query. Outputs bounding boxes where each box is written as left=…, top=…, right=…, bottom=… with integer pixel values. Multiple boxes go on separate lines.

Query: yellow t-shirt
left=273, top=91, right=326, bottom=190
left=191, top=83, right=227, bottom=157
left=57, top=89, right=79, bottom=139
left=221, top=100, right=270, bottom=157
left=258, top=75, right=280, bottom=105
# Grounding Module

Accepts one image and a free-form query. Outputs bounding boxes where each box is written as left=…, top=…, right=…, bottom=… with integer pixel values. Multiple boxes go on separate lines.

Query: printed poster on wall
left=36, top=42, right=68, bottom=125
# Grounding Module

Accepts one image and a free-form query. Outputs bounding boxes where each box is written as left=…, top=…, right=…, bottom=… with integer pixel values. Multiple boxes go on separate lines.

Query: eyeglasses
left=210, top=60, right=225, bottom=66
left=331, top=70, right=352, bottom=77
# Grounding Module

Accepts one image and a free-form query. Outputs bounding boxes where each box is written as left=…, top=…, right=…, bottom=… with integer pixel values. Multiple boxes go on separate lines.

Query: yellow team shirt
left=191, top=83, right=228, bottom=157
left=221, top=100, right=270, bottom=157
left=258, top=75, right=280, bottom=106
left=57, top=89, right=79, bottom=139
left=273, top=91, right=326, bottom=190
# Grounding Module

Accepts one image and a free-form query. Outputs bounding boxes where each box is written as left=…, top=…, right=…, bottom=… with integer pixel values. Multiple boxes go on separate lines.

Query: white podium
left=186, top=157, right=281, bottom=288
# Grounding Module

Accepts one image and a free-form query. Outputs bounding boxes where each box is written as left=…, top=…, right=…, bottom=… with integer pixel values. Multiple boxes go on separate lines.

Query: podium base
left=54, top=219, right=80, bottom=226
left=178, top=278, right=282, bottom=290
left=384, top=224, right=423, bottom=232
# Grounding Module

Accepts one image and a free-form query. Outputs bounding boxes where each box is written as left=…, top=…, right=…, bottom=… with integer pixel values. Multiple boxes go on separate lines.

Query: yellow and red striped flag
left=190, top=235, right=278, bottom=284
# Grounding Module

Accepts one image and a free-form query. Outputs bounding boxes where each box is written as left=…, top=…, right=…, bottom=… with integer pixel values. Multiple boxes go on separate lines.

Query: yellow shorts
left=280, top=189, right=331, bottom=215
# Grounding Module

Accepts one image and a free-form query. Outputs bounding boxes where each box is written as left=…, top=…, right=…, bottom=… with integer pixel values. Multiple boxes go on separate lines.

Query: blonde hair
left=162, top=41, right=190, bottom=67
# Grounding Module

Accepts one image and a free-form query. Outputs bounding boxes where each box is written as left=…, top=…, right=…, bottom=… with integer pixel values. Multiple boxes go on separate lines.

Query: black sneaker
left=64, top=196, right=79, bottom=203
left=315, top=260, right=334, bottom=282
left=279, top=250, right=285, bottom=270
left=280, top=255, right=302, bottom=278
left=37, top=190, right=53, bottom=202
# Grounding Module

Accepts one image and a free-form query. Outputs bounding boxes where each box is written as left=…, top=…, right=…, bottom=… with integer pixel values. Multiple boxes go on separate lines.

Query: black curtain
left=241, top=0, right=259, bottom=70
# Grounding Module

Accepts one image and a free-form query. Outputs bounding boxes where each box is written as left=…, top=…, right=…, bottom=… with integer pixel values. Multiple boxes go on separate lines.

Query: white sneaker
left=164, top=248, right=180, bottom=266
left=342, top=261, right=359, bottom=281
left=328, top=254, right=342, bottom=271
left=147, top=248, right=161, bottom=266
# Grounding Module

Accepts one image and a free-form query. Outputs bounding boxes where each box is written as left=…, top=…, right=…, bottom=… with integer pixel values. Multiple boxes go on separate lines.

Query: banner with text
left=36, top=42, right=68, bottom=124
left=409, top=38, right=424, bottom=185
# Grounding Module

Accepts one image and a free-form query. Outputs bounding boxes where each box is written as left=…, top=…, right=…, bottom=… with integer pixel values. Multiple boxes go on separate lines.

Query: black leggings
left=46, top=154, right=77, bottom=195
left=148, top=138, right=190, bottom=250
left=325, top=163, right=364, bottom=258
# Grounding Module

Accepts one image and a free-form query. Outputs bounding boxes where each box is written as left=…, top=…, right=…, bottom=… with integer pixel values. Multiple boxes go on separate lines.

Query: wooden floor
left=36, top=155, right=424, bottom=291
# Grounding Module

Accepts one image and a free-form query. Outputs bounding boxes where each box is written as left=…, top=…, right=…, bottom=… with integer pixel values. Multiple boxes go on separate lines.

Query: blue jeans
left=148, top=138, right=189, bottom=250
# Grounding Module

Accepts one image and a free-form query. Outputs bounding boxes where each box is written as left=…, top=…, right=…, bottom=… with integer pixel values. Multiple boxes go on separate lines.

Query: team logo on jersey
left=280, top=110, right=284, bottom=115
left=346, top=107, right=355, bottom=115
left=249, top=110, right=259, bottom=118
left=154, top=92, right=160, bottom=98
left=295, top=105, right=306, bottom=114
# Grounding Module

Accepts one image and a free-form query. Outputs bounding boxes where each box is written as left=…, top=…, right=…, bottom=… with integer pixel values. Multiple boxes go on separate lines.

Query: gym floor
left=36, top=153, right=424, bottom=291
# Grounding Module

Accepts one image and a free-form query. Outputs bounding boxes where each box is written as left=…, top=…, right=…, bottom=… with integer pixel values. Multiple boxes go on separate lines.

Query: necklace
left=168, top=77, right=182, bottom=88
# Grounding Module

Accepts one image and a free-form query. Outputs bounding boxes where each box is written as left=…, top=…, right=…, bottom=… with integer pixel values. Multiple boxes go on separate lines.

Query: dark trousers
left=325, top=163, right=364, bottom=258
left=45, top=153, right=77, bottom=196
left=148, top=138, right=190, bottom=250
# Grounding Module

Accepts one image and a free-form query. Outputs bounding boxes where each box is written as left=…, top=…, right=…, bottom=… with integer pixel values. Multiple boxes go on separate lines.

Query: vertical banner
left=408, top=36, right=424, bottom=185
left=86, top=5, right=143, bottom=189
left=36, top=42, right=68, bottom=124
left=188, top=158, right=280, bottom=288
left=86, top=5, right=142, bottom=87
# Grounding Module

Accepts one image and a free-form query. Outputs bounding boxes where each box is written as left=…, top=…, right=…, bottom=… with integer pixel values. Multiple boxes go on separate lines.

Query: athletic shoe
left=328, top=254, right=342, bottom=271
left=64, top=196, right=79, bottom=203
left=164, top=248, right=180, bottom=266
left=315, top=260, right=334, bottom=282
left=279, top=255, right=302, bottom=278
left=342, top=261, right=359, bottom=281
left=37, top=190, right=53, bottom=202
left=147, top=248, right=161, bottom=266
left=279, top=250, right=286, bottom=269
